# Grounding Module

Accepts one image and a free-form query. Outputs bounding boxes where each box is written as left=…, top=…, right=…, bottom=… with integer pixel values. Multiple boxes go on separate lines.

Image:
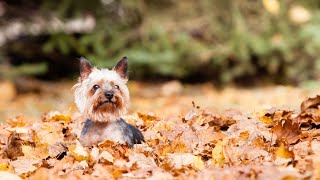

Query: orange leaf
left=275, top=142, right=294, bottom=159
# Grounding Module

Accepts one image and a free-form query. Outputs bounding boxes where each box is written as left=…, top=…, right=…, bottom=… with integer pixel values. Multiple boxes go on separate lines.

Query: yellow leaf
left=259, top=115, right=272, bottom=125
left=239, top=131, right=249, bottom=141
left=0, top=163, right=9, bottom=171
left=68, top=142, right=89, bottom=162
left=262, top=0, right=280, bottom=15
left=275, top=142, right=294, bottom=159
left=211, top=140, right=225, bottom=167
left=193, top=156, right=205, bottom=170
left=50, top=114, right=71, bottom=123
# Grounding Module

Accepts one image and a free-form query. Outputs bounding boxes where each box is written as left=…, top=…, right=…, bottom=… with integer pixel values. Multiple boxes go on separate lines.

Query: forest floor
left=1, top=80, right=320, bottom=179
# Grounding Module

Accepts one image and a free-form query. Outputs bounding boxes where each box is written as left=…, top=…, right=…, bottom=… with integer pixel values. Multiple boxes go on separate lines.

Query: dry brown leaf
left=271, top=119, right=301, bottom=144
left=298, top=95, right=320, bottom=125
left=3, top=132, right=24, bottom=159
left=301, top=95, right=320, bottom=112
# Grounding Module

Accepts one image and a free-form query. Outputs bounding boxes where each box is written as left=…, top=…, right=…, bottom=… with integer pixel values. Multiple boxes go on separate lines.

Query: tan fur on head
left=73, top=57, right=129, bottom=122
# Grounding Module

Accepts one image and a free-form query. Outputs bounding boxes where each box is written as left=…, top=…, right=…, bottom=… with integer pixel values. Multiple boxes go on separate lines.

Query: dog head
left=73, top=57, right=129, bottom=122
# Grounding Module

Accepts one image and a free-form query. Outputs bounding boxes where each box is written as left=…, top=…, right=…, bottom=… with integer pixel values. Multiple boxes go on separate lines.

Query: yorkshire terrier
left=73, top=56, right=144, bottom=147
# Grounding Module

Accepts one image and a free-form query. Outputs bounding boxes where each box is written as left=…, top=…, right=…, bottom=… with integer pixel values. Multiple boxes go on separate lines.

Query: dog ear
left=79, top=57, right=93, bottom=80
left=113, top=56, right=128, bottom=80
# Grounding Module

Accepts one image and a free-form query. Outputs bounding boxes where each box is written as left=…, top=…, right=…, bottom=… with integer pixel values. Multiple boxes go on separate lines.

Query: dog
left=73, top=56, right=144, bottom=147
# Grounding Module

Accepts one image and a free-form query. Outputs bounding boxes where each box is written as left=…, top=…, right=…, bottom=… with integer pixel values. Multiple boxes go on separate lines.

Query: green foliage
left=4, top=0, right=320, bottom=85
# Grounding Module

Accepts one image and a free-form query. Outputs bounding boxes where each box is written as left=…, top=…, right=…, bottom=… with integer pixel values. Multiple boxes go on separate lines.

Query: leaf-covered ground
left=1, top=81, right=320, bottom=179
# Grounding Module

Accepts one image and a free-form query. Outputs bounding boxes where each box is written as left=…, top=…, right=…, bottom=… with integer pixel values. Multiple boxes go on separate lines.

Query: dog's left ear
left=113, top=56, right=128, bottom=80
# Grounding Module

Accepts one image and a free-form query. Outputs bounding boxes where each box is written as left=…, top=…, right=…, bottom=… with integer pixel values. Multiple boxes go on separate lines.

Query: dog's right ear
left=79, top=57, right=93, bottom=80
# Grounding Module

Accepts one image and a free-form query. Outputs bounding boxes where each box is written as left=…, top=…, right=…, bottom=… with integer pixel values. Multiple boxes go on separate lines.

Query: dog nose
left=105, top=91, right=114, bottom=99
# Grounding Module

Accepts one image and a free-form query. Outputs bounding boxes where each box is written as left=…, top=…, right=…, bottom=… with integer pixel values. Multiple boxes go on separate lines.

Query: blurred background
left=1, top=0, right=320, bottom=120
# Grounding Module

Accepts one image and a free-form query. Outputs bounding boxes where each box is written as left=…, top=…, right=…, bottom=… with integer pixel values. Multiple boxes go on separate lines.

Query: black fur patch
left=116, top=118, right=145, bottom=147
left=81, top=119, right=92, bottom=136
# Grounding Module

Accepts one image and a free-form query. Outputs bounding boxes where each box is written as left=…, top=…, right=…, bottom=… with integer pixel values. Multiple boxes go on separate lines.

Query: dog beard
left=84, top=94, right=127, bottom=122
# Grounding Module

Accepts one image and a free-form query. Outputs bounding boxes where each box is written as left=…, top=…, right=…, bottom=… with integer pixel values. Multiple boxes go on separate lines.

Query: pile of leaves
left=1, top=96, right=320, bottom=179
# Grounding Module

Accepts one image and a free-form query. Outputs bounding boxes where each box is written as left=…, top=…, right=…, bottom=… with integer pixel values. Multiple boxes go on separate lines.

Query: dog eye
left=114, top=85, right=119, bottom=89
left=93, top=84, right=100, bottom=90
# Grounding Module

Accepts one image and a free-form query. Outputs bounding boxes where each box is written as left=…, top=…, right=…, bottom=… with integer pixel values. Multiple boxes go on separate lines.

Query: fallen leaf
left=211, top=140, right=225, bottom=167
left=271, top=119, right=301, bottom=144
left=193, top=156, right=205, bottom=170
left=3, top=132, right=24, bottom=159
left=68, top=141, right=89, bottom=162
left=90, top=147, right=100, bottom=163
left=275, top=142, right=294, bottom=159
left=167, top=153, right=195, bottom=169
left=22, top=145, right=49, bottom=160
left=50, top=114, right=72, bottom=123
left=11, top=159, right=41, bottom=176
left=99, top=151, right=114, bottom=163
left=259, top=114, right=272, bottom=125
left=72, top=160, right=88, bottom=170
left=0, top=163, right=9, bottom=171
left=299, top=95, right=320, bottom=125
